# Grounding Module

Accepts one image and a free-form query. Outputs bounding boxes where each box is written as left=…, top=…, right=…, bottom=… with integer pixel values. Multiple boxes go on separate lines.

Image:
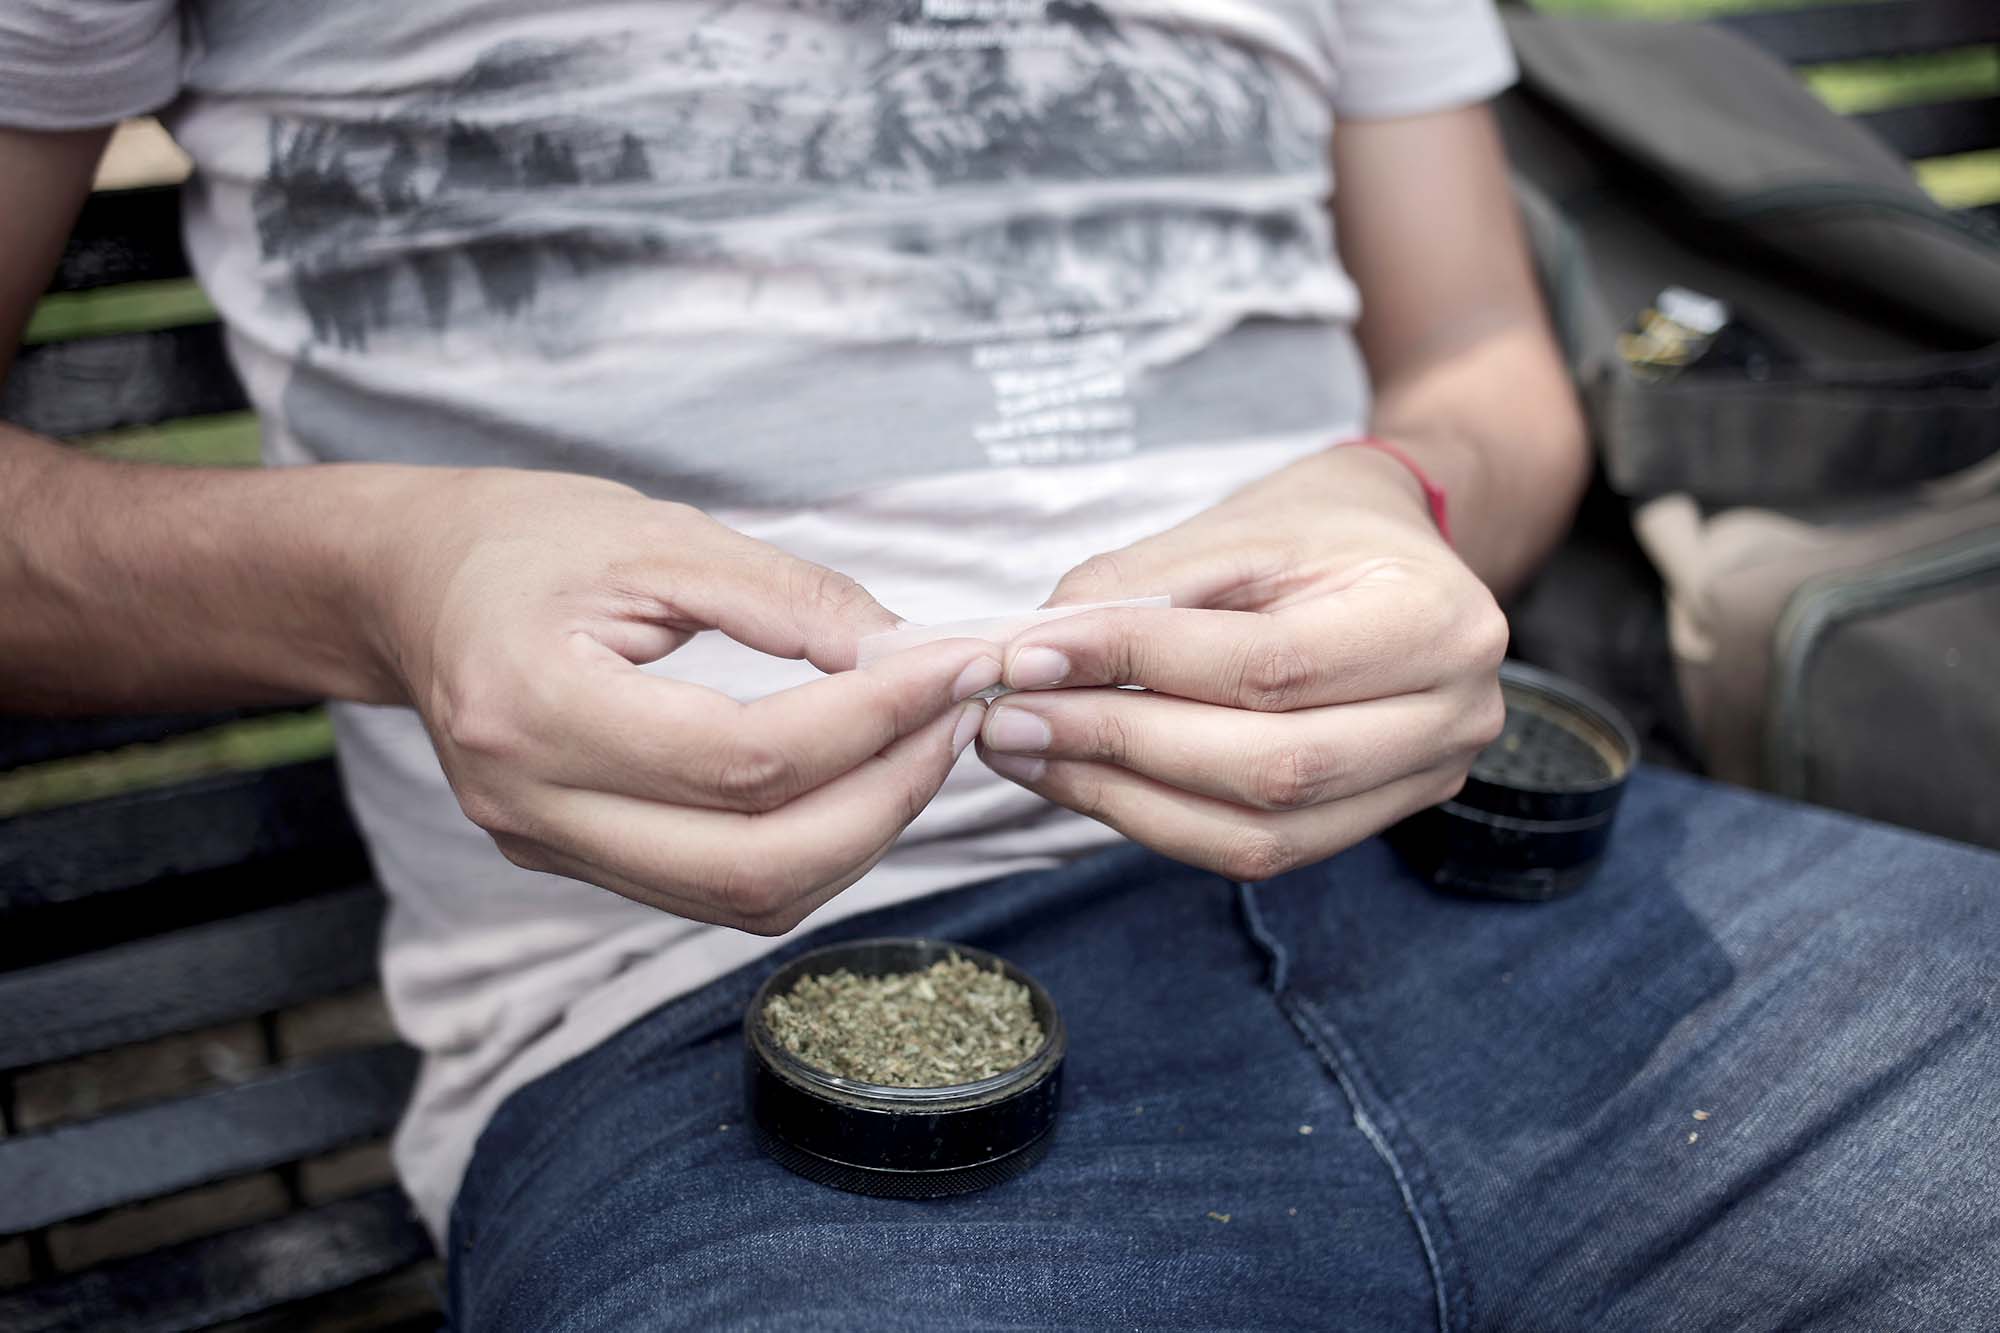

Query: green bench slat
left=0, top=760, right=362, bottom=916
left=0, top=323, right=249, bottom=439
left=0, top=1044, right=417, bottom=1235
left=1855, top=96, right=2000, bottom=163
left=49, top=186, right=192, bottom=294
left=0, top=887, right=385, bottom=1073
left=0, top=1186, right=433, bottom=1333
left=1714, top=0, right=2000, bottom=67
left=0, top=708, right=294, bottom=771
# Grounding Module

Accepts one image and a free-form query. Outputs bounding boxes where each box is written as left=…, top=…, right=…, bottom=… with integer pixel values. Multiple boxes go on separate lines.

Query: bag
left=1496, top=13, right=2000, bottom=848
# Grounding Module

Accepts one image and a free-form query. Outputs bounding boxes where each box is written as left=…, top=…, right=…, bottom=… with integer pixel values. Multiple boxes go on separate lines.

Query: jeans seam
left=1234, top=878, right=1292, bottom=994
left=1285, top=992, right=1477, bottom=1333
left=1235, top=881, right=1473, bottom=1333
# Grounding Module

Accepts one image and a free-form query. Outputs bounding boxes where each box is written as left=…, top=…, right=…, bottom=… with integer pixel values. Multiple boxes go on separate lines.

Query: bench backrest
left=1, top=2, right=1995, bottom=1328
left=0, top=180, right=430, bottom=1333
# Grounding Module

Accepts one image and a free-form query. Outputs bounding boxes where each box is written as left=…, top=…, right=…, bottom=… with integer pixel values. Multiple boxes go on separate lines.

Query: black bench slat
left=0, top=706, right=303, bottom=772
left=1854, top=96, right=2000, bottom=162
left=0, top=1186, right=432, bottom=1333
left=1714, top=0, right=2000, bottom=67
left=0, top=759, right=360, bottom=914
left=0, top=1044, right=417, bottom=1235
left=0, top=887, right=385, bottom=1072
left=49, top=186, right=192, bottom=294
left=1, top=323, right=249, bottom=438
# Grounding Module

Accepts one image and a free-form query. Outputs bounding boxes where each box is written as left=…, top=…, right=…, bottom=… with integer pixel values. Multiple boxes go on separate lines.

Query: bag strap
left=1589, top=356, right=2000, bottom=505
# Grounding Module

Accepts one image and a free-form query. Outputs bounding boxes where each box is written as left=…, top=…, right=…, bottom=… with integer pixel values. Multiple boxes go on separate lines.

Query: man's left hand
left=976, top=442, right=1510, bottom=882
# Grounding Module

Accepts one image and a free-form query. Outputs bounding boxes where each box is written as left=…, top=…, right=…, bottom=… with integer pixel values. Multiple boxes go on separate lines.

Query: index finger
left=536, top=633, right=999, bottom=811
left=998, top=583, right=1457, bottom=711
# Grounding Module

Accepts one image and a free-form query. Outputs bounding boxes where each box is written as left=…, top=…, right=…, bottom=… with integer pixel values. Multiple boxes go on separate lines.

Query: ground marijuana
left=763, top=955, right=1044, bottom=1087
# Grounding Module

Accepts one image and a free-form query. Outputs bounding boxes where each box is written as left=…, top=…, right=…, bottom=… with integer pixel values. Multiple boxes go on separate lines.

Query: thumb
left=661, top=521, right=901, bottom=672
left=1043, top=520, right=1248, bottom=613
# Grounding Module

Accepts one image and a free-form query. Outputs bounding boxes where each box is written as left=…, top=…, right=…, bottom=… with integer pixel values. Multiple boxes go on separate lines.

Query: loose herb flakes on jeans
left=763, top=955, right=1043, bottom=1087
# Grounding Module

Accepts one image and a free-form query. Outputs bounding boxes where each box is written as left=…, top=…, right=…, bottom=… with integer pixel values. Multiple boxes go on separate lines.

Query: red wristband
left=1339, top=435, right=1452, bottom=546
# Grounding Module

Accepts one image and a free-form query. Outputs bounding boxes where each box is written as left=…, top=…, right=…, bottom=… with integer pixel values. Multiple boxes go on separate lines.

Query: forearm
left=1365, top=316, right=1589, bottom=598
left=1, top=425, right=415, bottom=712
left=1330, top=103, right=1591, bottom=599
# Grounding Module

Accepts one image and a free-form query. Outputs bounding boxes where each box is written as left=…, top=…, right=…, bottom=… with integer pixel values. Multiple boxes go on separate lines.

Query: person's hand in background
left=975, top=443, right=1508, bottom=881
left=374, top=469, right=1000, bottom=934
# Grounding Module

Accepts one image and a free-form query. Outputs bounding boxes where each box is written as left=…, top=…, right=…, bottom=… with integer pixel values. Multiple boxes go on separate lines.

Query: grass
left=6, top=2, right=1997, bottom=813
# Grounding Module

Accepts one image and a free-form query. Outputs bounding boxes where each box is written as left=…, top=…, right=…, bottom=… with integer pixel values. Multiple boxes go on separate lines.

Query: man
left=6, top=2, right=1996, bottom=1328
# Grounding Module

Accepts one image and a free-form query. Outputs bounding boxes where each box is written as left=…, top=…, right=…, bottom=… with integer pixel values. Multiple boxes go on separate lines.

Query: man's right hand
left=361, top=469, right=997, bottom=934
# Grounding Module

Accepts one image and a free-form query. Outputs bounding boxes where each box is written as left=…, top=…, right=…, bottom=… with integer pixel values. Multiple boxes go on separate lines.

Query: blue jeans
left=447, top=768, right=2000, bottom=1331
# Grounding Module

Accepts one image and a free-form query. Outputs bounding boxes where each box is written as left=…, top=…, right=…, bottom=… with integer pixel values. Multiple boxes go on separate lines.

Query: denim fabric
left=448, top=768, right=2000, bottom=1331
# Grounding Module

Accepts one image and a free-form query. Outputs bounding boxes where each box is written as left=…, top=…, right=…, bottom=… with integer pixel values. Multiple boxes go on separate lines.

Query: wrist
left=335, top=463, right=475, bottom=708
left=1336, top=436, right=1451, bottom=545
left=1310, top=437, right=1450, bottom=547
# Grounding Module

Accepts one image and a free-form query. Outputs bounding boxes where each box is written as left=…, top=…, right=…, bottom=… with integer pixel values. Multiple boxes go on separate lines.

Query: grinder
left=1389, top=661, right=1639, bottom=901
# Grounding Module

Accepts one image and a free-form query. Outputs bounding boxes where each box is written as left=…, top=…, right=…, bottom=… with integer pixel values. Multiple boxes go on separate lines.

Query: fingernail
left=1008, top=647, right=1070, bottom=689
left=952, top=656, right=1003, bottom=701
left=984, top=751, right=1048, bottom=784
left=984, top=705, right=1051, bottom=753
left=952, top=703, right=986, bottom=755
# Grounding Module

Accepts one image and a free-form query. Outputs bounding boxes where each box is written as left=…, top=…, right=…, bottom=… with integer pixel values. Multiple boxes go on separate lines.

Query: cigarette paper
left=857, top=595, right=1170, bottom=693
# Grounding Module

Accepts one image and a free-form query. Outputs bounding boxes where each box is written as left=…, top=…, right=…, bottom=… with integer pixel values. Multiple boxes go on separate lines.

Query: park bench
left=0, top=172, right=436, bottom=1333
left=1, top=3, right=1995, bottom=1328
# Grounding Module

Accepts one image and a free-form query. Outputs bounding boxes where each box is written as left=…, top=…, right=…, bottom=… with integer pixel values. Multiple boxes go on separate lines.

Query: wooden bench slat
left=0, top=759, right=362, bottom=916
left=1, top=323, right=249, bottom=438
left=49, top=186, right=192, bottom=294
left=1714, top=0, right=2000, bottom=67
left=0, top=1045, right=417, bottom=1234
left=0, top=708, right=298, bottom=772
left=0, top=1186, right=432, bottom=1333
left=1854, top=96, right=2000, bottom=163
left=0, top=887, right=385, bottom=1073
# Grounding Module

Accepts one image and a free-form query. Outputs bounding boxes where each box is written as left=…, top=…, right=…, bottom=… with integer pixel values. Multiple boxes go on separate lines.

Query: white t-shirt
left=3, top=0, right=1515, bottom=1240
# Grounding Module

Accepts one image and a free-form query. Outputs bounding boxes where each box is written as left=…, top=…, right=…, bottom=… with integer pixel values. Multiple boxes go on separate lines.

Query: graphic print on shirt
left=254, top=0, right=1356, bottom=503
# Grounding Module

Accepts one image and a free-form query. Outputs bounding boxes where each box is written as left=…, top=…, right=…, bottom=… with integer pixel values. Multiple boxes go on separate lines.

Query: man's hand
left=972, top=101, right=1591, bottom=881
left=370, top=468, right=999, bottom=934
left=4, top=430, right=997, bottom=936
left=975, top=444, right=1507, bottom=882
